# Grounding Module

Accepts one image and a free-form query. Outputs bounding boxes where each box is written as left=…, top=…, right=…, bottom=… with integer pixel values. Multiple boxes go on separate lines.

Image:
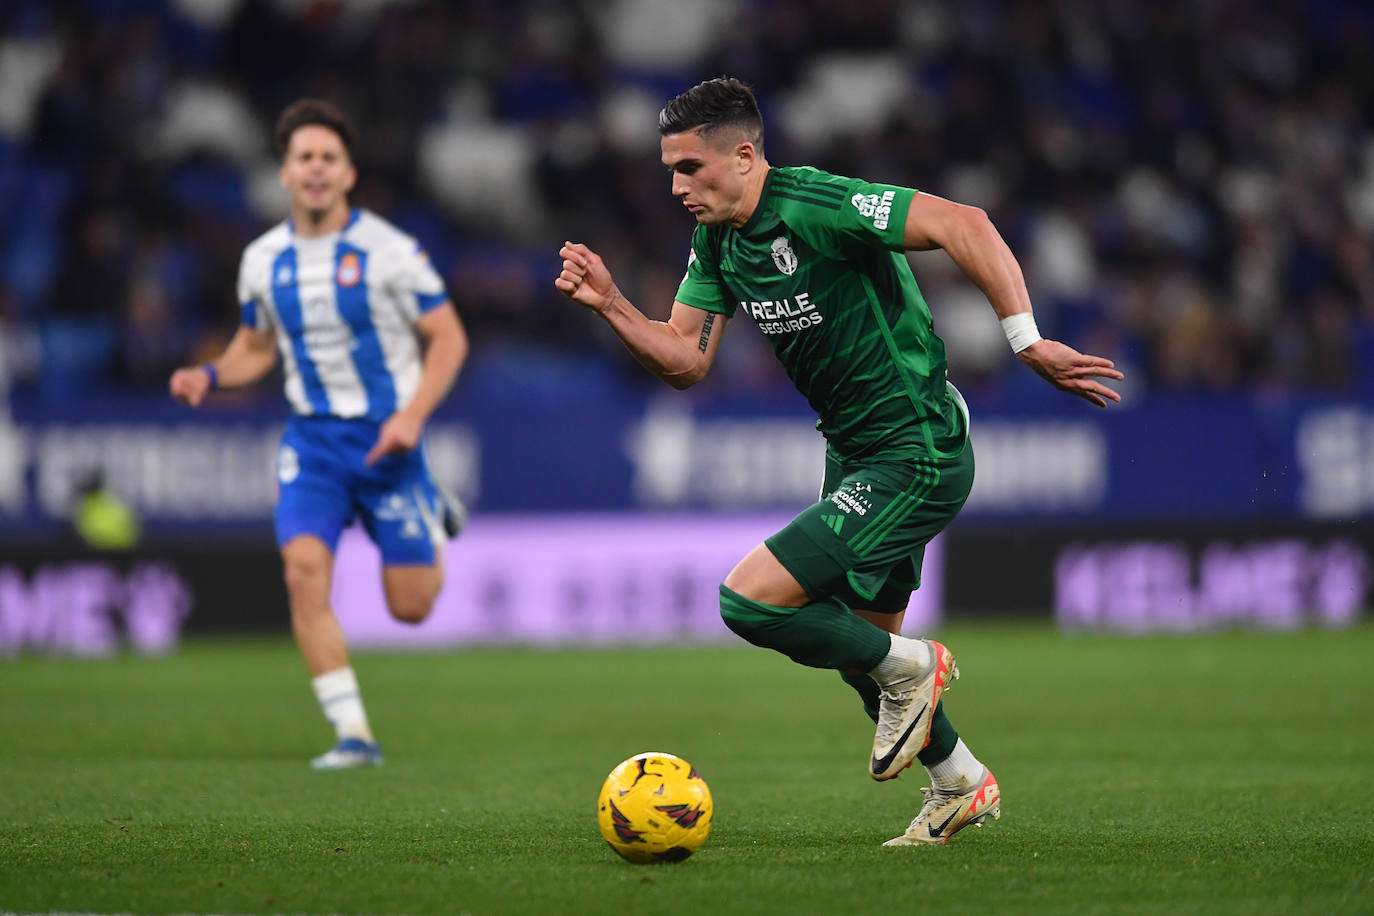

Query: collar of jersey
left=737, top=170, right=779, bottom=237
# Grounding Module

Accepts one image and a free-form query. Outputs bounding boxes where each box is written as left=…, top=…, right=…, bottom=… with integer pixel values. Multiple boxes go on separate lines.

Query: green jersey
left=674, top=166, right=966, bottom=461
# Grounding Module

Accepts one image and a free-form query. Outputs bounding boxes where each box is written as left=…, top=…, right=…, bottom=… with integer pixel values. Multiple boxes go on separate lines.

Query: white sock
left=868, top=634, right=933, bottom=688
left=925, top=739, right=983, bottom=792
left=312, top=666, right=374, bottom=743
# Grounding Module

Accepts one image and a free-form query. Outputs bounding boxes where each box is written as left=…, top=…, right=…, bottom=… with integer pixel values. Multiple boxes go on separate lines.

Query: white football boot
left=884, top=767, right=1001, bottom=846
left=869, top=640, right=958, bottom=780
left=311, top=737, right=384, bottom=770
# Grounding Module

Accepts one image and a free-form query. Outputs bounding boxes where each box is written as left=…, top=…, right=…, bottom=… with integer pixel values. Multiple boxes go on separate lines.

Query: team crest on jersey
left=336, top=252, right=362, bottom=287
left=770, top=237, right=798, bottom=276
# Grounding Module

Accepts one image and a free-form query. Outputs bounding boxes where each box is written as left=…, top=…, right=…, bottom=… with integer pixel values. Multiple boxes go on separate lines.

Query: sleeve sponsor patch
left=850, top=189, right=897, bottom=230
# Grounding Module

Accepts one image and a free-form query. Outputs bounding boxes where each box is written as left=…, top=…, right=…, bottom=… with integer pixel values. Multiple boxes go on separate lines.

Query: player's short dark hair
left=273, top=99, right=356, bottom=161
left=658, top=78, right=764, bottom=156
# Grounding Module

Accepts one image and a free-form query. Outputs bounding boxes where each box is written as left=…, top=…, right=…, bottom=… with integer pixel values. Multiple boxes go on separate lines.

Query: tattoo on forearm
left=697, top=313, right=717, bottom=353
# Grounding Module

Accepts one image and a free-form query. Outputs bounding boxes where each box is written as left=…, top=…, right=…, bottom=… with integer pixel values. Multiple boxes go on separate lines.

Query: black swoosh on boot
left=929, top=807, right=960, bottom=838
left=870, top=703, right=928, bottom=775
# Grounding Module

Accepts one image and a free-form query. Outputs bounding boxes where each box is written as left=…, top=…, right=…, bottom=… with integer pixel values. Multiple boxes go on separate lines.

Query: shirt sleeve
left=673, top=227, right=736, bottom=317
left=236, top=250, right=272, bottom=330
left=803, top=177, right=917, bottom=257
left=391, top=242, right=450, bottom=319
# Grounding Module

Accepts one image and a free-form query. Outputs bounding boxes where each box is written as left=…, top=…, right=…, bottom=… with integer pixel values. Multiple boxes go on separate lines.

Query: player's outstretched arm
left=168, top=324, right=278, bottom=407
left=555, top=241, right=726, bottom=389
left=901, top=192, right=1123, bottom=408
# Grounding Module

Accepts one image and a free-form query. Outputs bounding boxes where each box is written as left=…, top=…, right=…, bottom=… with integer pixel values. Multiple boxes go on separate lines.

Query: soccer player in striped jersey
left=170, top=99, right=469, bottom=769
left=555, top=78, right=1123, bottom=845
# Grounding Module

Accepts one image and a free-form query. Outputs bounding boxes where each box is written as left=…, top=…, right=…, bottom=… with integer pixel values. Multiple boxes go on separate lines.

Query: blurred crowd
left=1, top=0, right=1373, bottom=407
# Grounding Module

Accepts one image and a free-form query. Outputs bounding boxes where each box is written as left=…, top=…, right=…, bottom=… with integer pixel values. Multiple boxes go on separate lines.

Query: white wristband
left=1000, top=312, right=1042, bottom=354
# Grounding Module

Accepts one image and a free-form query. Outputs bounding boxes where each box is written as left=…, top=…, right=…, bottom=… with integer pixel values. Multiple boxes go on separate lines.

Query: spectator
left=0, top=0, right=1370, bottom=402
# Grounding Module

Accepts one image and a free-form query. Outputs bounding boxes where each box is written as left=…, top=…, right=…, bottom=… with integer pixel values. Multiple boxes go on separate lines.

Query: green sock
left=839, top=672, right=881, bottom=724
left=917, top=702, right=959, bottom=765
left=719, top=585, right=891, bottom=671
left=839, top=671, right=960, bottom=764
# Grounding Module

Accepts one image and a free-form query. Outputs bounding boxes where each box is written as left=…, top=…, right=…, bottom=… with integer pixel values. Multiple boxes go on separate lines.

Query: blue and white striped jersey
left=237, top=209, right=449, bottom=423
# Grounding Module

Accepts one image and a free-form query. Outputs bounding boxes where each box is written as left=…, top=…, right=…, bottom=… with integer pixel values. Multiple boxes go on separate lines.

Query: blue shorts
left=275, top=415, right=445, bottom=565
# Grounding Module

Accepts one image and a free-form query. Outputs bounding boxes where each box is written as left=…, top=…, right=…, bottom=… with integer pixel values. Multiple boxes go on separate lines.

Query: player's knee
left=387, top=590, right=435, bottom=625
left=389, top=602, right=432, bottom=625
left=382, top=561, right=443, bottom=624
left=719, top=584, right=750, bottom=635
left=718, top=584, right=795, bottom=645
left=282, top=554, right=329, bottom=607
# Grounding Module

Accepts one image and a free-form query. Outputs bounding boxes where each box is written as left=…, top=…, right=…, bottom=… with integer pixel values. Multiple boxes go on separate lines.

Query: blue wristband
left=202, top=363, right=219, bottom=389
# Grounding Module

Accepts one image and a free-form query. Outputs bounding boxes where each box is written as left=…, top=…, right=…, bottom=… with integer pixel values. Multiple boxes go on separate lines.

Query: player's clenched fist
left=169, top=365, right=213, bottom=407
left=555, top=241, right=619, bottom=315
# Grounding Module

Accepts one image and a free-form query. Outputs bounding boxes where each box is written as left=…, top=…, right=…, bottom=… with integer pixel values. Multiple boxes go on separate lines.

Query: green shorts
left=765, top=440, right=974, bottom=613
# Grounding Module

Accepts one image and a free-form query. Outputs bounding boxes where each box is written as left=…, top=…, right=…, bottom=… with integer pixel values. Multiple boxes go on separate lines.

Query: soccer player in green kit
left=555, top=78, right=1123, bottom=846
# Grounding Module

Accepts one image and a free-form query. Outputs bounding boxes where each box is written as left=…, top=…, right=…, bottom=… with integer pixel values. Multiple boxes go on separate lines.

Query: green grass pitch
left=2, top=621, right=1372, bottom=915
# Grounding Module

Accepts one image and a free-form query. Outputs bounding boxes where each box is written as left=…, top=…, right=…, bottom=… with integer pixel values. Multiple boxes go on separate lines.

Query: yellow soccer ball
left=596, top=751, right=712, bottom=864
